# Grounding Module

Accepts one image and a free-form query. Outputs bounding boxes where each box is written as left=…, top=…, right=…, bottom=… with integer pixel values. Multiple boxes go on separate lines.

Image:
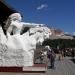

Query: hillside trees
left=42, top=39, right=75, bottom=49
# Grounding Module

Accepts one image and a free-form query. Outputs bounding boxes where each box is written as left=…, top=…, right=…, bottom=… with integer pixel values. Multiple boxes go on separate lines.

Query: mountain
left=49, top=28, right=74, bottom=39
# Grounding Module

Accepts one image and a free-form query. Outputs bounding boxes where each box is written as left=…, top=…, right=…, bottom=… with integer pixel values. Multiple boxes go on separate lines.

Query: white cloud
left=37, top=4, right=48, bottom=10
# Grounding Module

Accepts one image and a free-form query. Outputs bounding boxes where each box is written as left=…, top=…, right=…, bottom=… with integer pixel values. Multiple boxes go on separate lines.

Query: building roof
left=0, top=0, right=17, bottom=24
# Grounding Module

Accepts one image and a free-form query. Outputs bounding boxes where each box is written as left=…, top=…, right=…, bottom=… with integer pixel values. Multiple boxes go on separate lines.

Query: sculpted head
left=29, top=26, right=51, bottom=45
left=9, top=13, right=22, bottom=21
left=3, top=13, right=22, bottom=36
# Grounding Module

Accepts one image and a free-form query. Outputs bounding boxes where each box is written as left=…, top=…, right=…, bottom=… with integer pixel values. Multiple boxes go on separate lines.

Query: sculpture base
left=0, top=64, right=47, bottom=72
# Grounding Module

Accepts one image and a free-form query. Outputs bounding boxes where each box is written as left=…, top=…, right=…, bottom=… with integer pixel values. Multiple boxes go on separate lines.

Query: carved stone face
left=3, top=13, right=22, bottom=36
left=29, top=26, right=51, bottom=45
left=9, top=13, right=22, bottom=21
left=4, top=13, right=22, bottom=35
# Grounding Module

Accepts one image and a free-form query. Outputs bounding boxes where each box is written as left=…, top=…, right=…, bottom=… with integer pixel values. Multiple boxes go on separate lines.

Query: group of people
left=39, top=46, right=75, bottom=70
left=40, top=46, right=66, bottom=69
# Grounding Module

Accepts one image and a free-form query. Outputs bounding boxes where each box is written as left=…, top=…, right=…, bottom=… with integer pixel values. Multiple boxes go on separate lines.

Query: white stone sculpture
left=0, top=13, right=52, bottom=66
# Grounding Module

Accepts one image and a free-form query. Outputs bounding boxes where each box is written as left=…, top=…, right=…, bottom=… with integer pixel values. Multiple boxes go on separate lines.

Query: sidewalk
left=46, top=56, right=75, bottom=75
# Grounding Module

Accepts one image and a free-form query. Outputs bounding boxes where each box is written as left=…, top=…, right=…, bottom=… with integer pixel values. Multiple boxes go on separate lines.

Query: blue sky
left=5, top=0, right=75, bottom=33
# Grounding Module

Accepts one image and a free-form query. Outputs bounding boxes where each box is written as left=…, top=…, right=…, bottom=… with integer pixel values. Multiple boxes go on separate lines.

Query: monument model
left=0, top=1, right=52, bottom=72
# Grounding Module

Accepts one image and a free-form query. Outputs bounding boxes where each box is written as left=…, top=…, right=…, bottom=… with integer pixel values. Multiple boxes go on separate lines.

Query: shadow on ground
left=70, top=59, right=75, bottom=63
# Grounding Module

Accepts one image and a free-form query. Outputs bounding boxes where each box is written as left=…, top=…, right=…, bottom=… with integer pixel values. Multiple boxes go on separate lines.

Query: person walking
left=50, top=50, right=56, bottom=69
left=71, top=49, right=75, bottom=61
left=45, top=46, right=56, bottom=69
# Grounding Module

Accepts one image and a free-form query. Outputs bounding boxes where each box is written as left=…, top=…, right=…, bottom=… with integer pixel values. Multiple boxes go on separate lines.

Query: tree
left=42, top=39, right=75, bottom=49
